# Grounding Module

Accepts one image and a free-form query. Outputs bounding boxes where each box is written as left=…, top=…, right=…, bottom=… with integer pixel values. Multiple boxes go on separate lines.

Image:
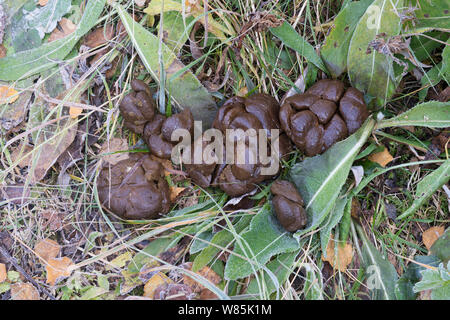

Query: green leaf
left=224, top=205, right=299, bottom=280
left=159, top=11, right=194, bottom=53
left=289, top=118, right=375, bottom=236
left=397, top=159, right=450, bottom=220
left=395, top=255, right=441, bottom=300
left=347, top=0, right=403, bottom=105
left=21, top=0, right=71, bottom=38
left=412, top=0, right=450, bottom=34
left=320, top=0, right=374, bottom=78
left=115, top=4, right=218, bottom=127
left=304, top=263, right=324, bottom=300
left=377, top=101, right=450, bottom=129
left=270, top=22, right=328, bottom=74
left=419, top=62, right=445, bottom=101
left=192, top=215, right=252, bottom=272
left=189, top=231, right=214, bottom=254
left=354, top=222, right=398, bottom=300
left=413, top=262, right=450, bottom=300
left=0, top=0, right=106, bottom=81
left=246, top=252, right=297, bottom=298
left=430, top=228, right=450, bottom=263
left=320, top=196, right=347, bottom=255
left=442, top=44, right=450, bottom=83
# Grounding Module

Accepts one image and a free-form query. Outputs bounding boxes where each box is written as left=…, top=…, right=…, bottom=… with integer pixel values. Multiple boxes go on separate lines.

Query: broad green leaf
left=189, top=231, right=214, bottom=254
left=290, top=118, right=375, bottom=236
left=270, top=22, right=328, bottom=74
left=397, top=160, right=450, bottom=219
left=159, top=11, right=194, bottom=53
left=321, top=0, right=374, bottom=78
left=246, top=252, right=297, bottom=298
left=412, top=0, right=450, bottom=34
left=320, top=196, right=347, bottom=255
left=355, top=222, right=398, bottom=300
left=127, top=237, right=174, bottom=274
left=116, top=5, right=218, bottom=127
left=224, top=205, right=299, bottom=280
left=192, top=215, right=252, bottom=272
left=430, top=228, right=450, bottom=263
left=419, top=62, right=445, bottom=101
left=377, top=101, right=450, bottom=129
left=413, top=262, right=450, bottom=300
left=0, top=0, right=106, bottom=81
left=442, top=44, right=450, bottom=82
left=347, top=0, right=404, bottom=105
left=395, top=255, right=441, bottom=300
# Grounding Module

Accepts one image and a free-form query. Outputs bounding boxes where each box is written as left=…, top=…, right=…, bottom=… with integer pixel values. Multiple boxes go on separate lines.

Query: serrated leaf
left=224, top=205, right=299, bottom=280
left=321, top=0, right=374, bottom=78
left=290, top=119, right=375, bottom=236
left=397, top=159, right=450, bottom=219
left=377, top=101, right=450, bottom=129
left=0, top=0, right=106, bottom=81
left=355, top=222, right=398, bottom=300
left=412, top=0, right=450, bottom=34
left=347, top=0, right=403, bottom=105
left=270, top=21, right=328, bottom=73
left=116, top=4, right=217, bottom=127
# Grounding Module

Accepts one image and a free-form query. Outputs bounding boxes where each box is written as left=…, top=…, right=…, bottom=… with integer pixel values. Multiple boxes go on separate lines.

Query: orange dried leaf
left=322, top=236, right=354, bottom=272
left=0, top=263, right=6, bottom=282
left=46, top=257, right=74, bottom=286
left=10, top=283, right=40, bottom=300
left=182, top=262, right=221, bottom=296
left=38, top=0, right=48, bottom=6
left=69, top=106, right=83, bottom=118
left=48, top=18, right=77, bottom=42
left=422, top=226, right=445, bottom=250
left=0, top=86, right=19, bottom=104
left=368, top=147, right=394, bottom=167
left=143, top=272, right=173, bottom=299
left=170, top=186, right=186, bottom=202
left=35, top=238, right=60, bottom=262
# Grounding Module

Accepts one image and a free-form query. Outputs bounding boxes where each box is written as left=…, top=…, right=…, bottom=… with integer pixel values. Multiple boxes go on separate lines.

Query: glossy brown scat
left=97, top=153, right=171, bottom=220
left=279, top=79, right=369, bottom=157
left=271, top=180, right=307, bottom=232
left=119, top=80, right=156, bottom=135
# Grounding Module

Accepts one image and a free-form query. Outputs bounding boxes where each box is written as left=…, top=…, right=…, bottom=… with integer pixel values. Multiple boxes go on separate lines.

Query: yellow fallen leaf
left=35, top=238, right=60, bottom=262
left=422, top=226, right=445, bottom=250
left=0, top=86, right=19, bottom=104
left=0, top=263, right=6, bottom=282
left=106, top=251, right=134, bottom=271
left=322, top=236, right=354, bottom=272
left=143, top=272, right=173, bottom=299
left=46, top=257, right=74, bottom=286
left=69, top=106, right=83, bottom=118
left=368, top=147, right=394, bottom=167
left=10, top=283, right=40, bottom=300
left=170, top=186, right=186, bottom=202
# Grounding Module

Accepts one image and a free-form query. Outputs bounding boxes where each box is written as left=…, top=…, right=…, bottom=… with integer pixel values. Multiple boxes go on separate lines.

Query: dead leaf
left=134, top=0, right=147, bottom=7
left=182, top=262, right=221, bottom=298
left=368, top=147, right=394, bottom=167
left=170, top=186, right=186, bottom=202
left=0, top=86, right=19, bottom=104
left=35, top=238, right=60, bottom=262
left=143, top=272, right=173, bottom=299
left=69, top=106, right=83, bottom=118
left=46, top=257, right=74, bottom=286
left=0, top=184, right=30, bottom=205
left=48, top=18, right=76, bottom=42
left=0, top=263, right=6, bottom=282
left=38, top=0, right=49, bottom=6
left=84, top=25, right=114, bottom=48
left=322, top=236, right=354, bottom=272
left=106, top=252, right=133, bottom=271
left=422, top=226, right=445, bottom=250
left=10, top=283, right=40, bottom=300
left=10, top=143, right=32, bottom=168
left=0, top=44, right=6, bottom=58
left=40, top=209, right=63, bottom=231
left=100, top=138, right=130, bottom=165
left=153, top=283, right=193, bottom=300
